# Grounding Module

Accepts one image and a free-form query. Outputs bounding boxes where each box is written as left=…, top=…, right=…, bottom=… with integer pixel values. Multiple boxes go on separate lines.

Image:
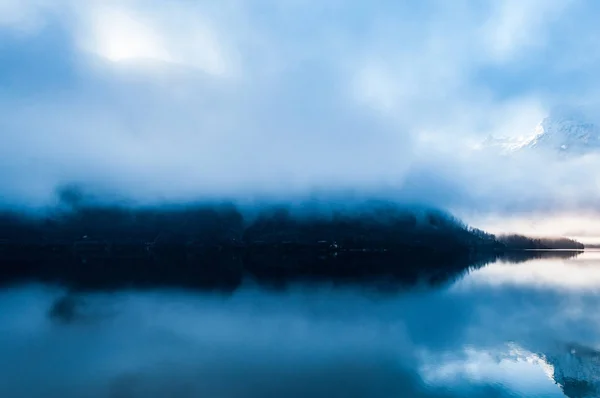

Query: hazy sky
left=2, top=0, right=600, bottom=236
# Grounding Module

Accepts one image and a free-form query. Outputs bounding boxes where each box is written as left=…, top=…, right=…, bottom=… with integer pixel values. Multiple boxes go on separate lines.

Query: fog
left=2, top=253, right=600, bottom=397
left=2, top=1, right=600, bottom=235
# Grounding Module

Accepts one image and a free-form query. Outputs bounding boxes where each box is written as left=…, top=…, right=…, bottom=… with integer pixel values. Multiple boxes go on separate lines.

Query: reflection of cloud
left=420, top=345, right=559, bottom=396
left=1, top=246, right=600, bottom=397
left=457, top=252, right=600, bottom=290
left=423, top=342, right=600, bottom=398
left=0, top=286, right=523, bottom=398
left=543, top=343, right=600, bottom=398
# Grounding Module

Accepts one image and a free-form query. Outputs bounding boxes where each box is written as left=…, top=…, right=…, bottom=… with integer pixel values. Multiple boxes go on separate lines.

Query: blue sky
left=1, top=0, right=600, bottom=237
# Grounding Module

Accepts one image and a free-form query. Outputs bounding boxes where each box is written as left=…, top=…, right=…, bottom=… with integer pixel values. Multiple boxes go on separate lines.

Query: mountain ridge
left=480, top=113, right=600, bottom=156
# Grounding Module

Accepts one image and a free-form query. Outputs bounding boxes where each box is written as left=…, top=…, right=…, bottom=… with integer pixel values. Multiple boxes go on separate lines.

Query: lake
left=0, top=251, right=598, bottom=397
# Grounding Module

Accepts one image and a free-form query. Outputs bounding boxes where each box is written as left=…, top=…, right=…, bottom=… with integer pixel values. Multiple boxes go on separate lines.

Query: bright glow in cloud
left=75, top=2, right=231, bottom=75
left=85, top=7, right=171, bottom=63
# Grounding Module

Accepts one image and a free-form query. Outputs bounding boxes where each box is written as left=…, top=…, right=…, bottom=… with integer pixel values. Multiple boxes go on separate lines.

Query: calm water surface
left=1, top=251, right=599, bottom=398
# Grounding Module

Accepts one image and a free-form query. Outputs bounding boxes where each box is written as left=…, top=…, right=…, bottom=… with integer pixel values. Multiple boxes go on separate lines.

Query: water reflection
left=0, top=251, right=598, bottom=397
left=0, top=248, right=498, bottom=292
left=497, top=250, right=582, bottom=264
left=460, top=251, right=600, bottom=290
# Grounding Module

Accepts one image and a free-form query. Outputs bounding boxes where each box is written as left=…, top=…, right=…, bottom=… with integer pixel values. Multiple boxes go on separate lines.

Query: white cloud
left=1, top=0, right=600, bottom=242
left=481, top=0, right=571, bottom=63
left=82, top=6, right=171, bottom=64
left=0, top=0, right=60, bottom=33
left=73, top=1, right=233, bottom=76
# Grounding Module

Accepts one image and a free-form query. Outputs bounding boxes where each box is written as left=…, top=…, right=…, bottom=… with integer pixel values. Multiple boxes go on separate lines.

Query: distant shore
left=0, top=203, right=586, bottom=290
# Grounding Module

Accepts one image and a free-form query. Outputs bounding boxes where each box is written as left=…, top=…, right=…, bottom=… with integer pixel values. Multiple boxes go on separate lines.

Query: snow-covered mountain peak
left=480, top=112, right=600, bottom=156
left=543, top=343, right=600, bottom=398
left=527, top=115, right=600, bottom=153
left=479, top=134, right=537, bottom=154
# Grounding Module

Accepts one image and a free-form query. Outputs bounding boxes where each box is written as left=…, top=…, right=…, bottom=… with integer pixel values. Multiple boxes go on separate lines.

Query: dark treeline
left=497, top=234, right=585, bottom=250
left=0, top=201, right=502, bottom=254
left=0, top=203, right=586, bottom=258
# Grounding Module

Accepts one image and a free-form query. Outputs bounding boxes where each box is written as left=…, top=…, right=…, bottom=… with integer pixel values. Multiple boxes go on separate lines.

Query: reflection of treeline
left=0, top=245, right=582, bottom=292
left=497, top=234, right=585, bottom=250
left=499, top=249, right=583, bottom=264
left=0, top=202, right=502, bottom=254
left=0, top=248, right=498, bottom=292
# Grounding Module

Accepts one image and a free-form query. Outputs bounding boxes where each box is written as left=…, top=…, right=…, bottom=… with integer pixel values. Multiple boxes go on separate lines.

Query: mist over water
left=0, top=252, right=598, bottom=397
